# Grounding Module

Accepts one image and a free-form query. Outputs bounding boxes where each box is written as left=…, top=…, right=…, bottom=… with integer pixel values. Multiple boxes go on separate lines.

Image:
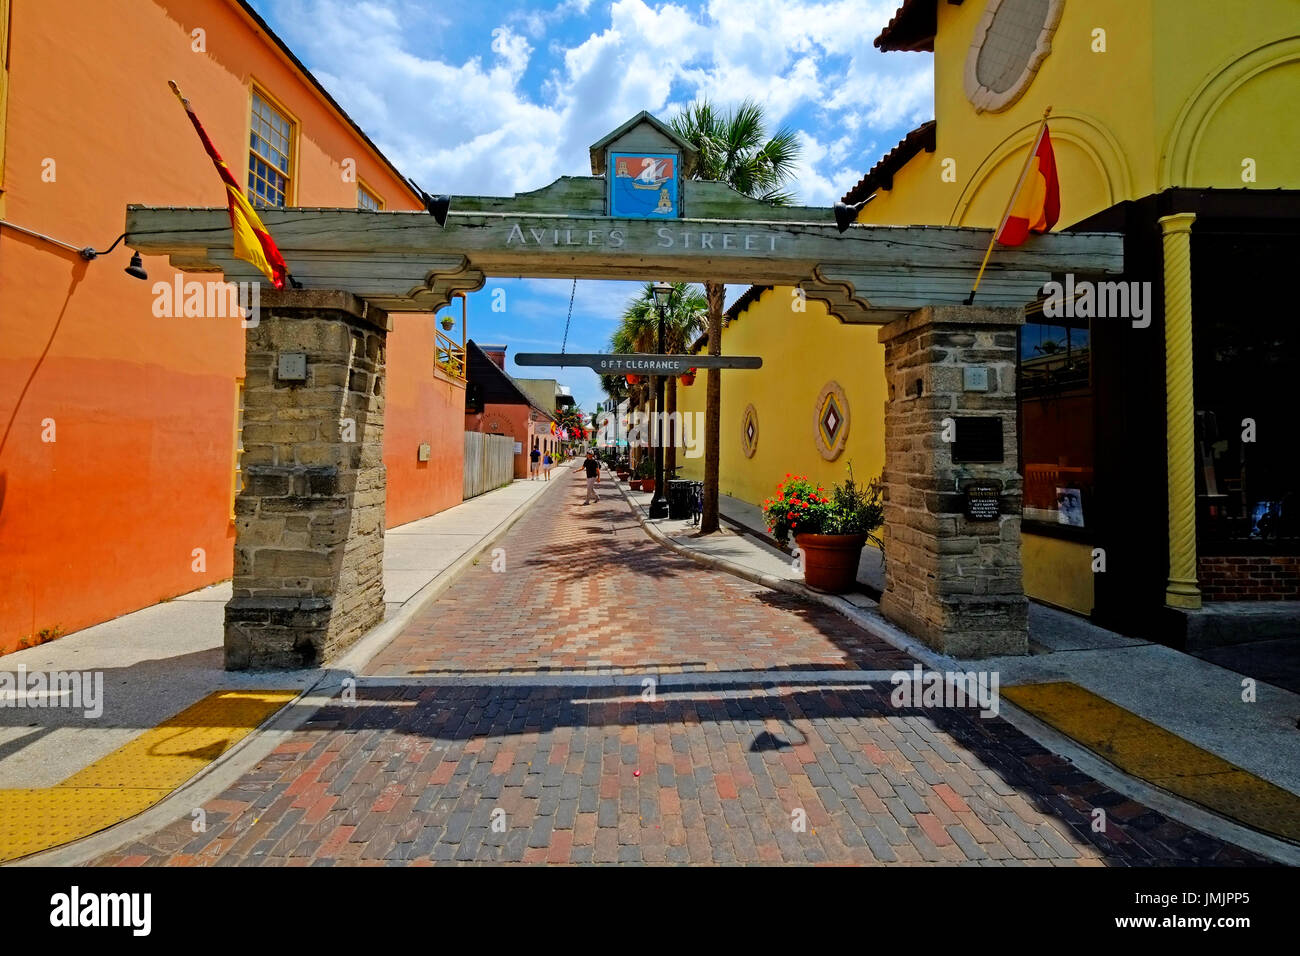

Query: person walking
left=542, top=450, right=553, bottom=480
left=529, top=443, right=540, bottom=480
left=581, top=451, right=600, bottom=505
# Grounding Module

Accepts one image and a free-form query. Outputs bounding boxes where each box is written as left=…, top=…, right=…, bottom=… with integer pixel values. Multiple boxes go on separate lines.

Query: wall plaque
left=952, top=416, right=1003, bottom=463
left=963, top=480, right=1002, bottom=520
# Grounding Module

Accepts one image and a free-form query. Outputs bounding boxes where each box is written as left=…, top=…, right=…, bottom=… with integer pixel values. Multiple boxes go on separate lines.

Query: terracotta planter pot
left=794, top=533, right=866, bottom=594
left=629, top=478, right=643, bottom=490
left=640, top=478, right=656, bottom=494
left=617, top=471, right=630, bottom=481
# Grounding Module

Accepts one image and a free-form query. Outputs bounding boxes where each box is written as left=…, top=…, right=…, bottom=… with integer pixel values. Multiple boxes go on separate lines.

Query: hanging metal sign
left=514, top=353, right=761, bottom=374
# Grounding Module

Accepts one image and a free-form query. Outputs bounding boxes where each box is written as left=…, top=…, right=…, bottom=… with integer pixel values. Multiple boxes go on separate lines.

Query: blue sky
left=250, top=0, right=934, bottom=412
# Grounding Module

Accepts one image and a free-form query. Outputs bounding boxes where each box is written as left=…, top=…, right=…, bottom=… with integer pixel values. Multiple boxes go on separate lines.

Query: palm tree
left=670, top=99, right=800, bottom=532
left=615, top=283, right=707, bottom=478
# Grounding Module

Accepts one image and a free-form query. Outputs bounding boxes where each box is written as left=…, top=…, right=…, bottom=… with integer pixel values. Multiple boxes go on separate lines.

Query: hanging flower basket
left=626, top=374, right=641, bottom=385
left=680, top=368, right=697, bottom=386
left=440, top=315, right=455, bottom=331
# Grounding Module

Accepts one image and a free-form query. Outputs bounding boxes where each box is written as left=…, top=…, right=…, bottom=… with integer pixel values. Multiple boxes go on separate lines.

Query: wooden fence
left=464, top=431, right=515, bottom=499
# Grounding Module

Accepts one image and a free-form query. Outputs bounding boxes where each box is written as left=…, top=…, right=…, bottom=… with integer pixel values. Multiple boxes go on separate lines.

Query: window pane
left=1020, top=317, right=1094, bottom=528
left=249, top=91, right=292, bottom=207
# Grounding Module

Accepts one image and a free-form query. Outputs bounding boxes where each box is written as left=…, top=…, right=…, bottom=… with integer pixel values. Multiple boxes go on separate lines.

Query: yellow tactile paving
left=0, top=690, right=295, bottom=863
left=0, top=789, right=162, bottom=864
left=1003, top=681, right=1300, bottom=843
left=61, top=690, right=297, bottom=790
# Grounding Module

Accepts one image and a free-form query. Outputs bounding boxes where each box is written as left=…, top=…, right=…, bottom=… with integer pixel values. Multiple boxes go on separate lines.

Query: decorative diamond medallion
left=813, top=381, right=850, bottom=461
left=741, top=404, right=759, bottom=459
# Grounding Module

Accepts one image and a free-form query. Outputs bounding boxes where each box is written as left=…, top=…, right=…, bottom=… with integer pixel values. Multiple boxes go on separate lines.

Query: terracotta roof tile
left=875, top=0, right=964, bottom=53
left=840, top=120, right=936, bottom=205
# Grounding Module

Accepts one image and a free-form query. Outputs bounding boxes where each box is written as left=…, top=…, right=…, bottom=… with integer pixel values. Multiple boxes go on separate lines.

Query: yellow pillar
left=1159, top=212, right=1201, bottom=609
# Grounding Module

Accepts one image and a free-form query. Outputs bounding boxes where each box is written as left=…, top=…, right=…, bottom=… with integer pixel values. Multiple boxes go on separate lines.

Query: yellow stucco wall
left=686, top=1, right=1298, bottom=615
left=676, top=288, right=886, bottom=510
left=863, top=0, right=1300, bottom=232
left=1022, top=535, right=1094, bottom=615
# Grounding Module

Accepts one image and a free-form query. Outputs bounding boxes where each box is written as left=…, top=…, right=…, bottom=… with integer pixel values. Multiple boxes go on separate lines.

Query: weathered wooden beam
left=125, top=204, right=1123, bottom=320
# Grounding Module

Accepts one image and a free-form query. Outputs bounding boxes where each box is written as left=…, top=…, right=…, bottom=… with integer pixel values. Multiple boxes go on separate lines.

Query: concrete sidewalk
left=0, top=473, right=565, bottom=790
left=617, top=480, right=1300, bottom=808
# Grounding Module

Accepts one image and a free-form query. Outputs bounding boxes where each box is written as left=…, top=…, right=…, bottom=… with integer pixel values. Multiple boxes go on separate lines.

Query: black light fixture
left=652, top=280, right=673, bottom=311
left=407, top=178, right=451, bottom=227
left=124, top=252, right=149, bottom=281
left=77, top=232, right=149, bottom=281
left=833, top=193, right=876, bottom=233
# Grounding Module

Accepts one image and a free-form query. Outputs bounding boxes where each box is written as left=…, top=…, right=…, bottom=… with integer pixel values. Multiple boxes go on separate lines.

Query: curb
left=15, top=471, right=571, bottom=867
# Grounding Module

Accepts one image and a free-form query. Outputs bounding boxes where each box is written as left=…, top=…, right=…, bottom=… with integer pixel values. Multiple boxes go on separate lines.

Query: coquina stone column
left=877, top=305, right=1028, bottom=658
left=226, top=290, right=388, bottom=670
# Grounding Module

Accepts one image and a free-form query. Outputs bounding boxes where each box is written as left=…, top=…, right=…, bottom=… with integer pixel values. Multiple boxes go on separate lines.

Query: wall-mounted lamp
left=832, top=194, right=876, bottom=233
left=124, top=252, right=149, bottom=280
left=0, top=222, right=149, bottom=280
left=407, top=179, right=451, bottom=227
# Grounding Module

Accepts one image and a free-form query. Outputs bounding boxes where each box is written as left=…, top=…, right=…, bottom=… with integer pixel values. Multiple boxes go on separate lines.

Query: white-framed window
left=249, top=89, right=294, bottom=207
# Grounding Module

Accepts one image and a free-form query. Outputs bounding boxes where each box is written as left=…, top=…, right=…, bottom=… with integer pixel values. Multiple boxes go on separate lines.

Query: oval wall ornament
left=813, top=381, right=850, bottom=461
left=964, top=0, right=1064, bottom=113
left=741, top=404, right=759, bottom=459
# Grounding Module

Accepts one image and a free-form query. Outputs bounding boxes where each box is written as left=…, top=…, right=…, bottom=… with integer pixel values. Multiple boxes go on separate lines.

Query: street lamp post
left=649, top=281, right=672, bottom=519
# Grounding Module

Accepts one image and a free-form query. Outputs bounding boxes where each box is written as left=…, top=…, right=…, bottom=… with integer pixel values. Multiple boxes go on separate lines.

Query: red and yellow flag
left=996, top=125, right=1060, bottom=247
left=169, top=81, right=288, bottom=289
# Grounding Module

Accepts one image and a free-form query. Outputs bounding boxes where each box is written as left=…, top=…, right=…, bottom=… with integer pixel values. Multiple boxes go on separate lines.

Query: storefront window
left=1019, top=315, right=1094, bottom=528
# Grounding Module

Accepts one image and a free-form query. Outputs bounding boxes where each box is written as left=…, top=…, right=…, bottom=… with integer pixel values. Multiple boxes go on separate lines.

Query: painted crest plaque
left=609, top=151, right=678, bottom=219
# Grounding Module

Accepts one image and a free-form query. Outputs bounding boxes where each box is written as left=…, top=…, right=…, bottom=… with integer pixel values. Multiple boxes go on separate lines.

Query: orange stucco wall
left=385, top=315, right=467, bottom=527
left=0, top=0, right=455, bottom=652
left=467, top=405, right=559, bottom=479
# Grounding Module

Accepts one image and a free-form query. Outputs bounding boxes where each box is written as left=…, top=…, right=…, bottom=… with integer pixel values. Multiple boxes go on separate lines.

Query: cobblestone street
left=94, top=470, right=1267, bottom=866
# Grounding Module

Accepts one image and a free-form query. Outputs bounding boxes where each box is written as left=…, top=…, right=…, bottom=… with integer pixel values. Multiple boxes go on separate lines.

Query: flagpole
left=963, top=105, right=1052, bottom=306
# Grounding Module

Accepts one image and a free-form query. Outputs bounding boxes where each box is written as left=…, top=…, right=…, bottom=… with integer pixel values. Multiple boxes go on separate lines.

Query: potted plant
left=633, top=456, right=655, bottom=493
left=679, top=367, right=696, bottom=386
left=440, top=315, right=455, bottom=332
left=761, top=465, right=884, bottom=594
left=626, top=373, right=642, bottom=386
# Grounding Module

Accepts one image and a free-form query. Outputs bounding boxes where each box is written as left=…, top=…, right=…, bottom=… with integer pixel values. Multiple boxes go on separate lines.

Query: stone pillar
left=877, top=305, right=1027, bottom=658
left=226, top=290, right=389, bottom=670
left=1159, top=213, right=1202, bottom=610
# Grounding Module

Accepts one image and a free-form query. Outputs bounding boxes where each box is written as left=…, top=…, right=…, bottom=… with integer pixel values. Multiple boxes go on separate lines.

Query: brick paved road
left=369, top=465, right=914, bottom=676
left=92, top=468, right=1267, bottom=866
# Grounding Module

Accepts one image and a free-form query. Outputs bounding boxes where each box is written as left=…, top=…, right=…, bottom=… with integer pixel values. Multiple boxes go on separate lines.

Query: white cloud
left=253, top=0, right=935, bottom=204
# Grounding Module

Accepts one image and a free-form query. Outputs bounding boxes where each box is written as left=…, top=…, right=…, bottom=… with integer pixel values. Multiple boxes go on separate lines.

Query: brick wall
left=1198, top=556, right=1300, bottom=601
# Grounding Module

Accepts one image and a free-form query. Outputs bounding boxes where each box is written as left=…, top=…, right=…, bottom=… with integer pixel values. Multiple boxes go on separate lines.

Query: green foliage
left=669, top=98, right=801, bottom=204
left=612, top=282, right=707, bottom=356
left=761, top=464, right=884, bottom=547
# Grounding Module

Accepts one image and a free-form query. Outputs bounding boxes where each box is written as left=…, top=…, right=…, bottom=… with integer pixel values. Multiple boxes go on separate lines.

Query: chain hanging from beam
left=560, top=278, right=577, bottom=355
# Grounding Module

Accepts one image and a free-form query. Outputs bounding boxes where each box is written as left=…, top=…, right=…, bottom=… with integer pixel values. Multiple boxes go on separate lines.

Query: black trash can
left=667, top=479, right=693, bottom=520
